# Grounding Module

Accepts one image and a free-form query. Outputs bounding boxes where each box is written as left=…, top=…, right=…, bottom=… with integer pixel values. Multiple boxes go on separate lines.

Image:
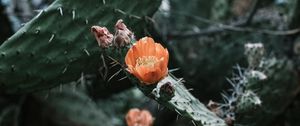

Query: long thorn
left=108, top=69, right=122, bottom=82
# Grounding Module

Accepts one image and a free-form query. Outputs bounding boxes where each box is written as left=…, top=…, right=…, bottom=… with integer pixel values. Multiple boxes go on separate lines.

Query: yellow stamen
left=136, top=56, right=158, bottom=67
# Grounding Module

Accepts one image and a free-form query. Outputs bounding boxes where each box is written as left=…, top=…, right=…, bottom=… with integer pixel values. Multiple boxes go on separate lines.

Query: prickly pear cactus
left=0, top=0, right=161, bottom=94
left=235, top=57, right=299, bottom=126
left=22, top=83, right=113, bottom=126
left=134, top=73, right=227, bottom=126
left=85, top=18, right=226, bottom=125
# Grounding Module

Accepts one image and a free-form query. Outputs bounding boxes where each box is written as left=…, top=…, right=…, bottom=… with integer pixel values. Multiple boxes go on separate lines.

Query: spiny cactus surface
left=0, top=0, right=161, bottom=94
left=236, top=57, right=299, bottom=126
left=139, top=74, right=227, bottom=126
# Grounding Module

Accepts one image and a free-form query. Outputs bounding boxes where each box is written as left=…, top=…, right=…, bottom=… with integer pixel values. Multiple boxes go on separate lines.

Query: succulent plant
left=0, top=0, right=161, bottom=94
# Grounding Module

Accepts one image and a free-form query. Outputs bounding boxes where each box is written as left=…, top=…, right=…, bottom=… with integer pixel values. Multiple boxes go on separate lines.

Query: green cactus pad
left=0, top=0, right=161, bottom=94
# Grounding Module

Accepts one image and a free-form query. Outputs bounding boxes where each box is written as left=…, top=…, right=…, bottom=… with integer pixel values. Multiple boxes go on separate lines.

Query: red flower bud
left=114, top=19, right=134, bottom=47
left=91, top=26, right=113, bottom=48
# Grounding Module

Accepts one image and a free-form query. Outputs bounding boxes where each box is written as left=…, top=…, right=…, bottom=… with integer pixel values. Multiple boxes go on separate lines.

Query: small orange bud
left=125, top=37, right=169, bottom=84
left=91, top=26, right=113, bottom=48
left=125, top=108, right=153, bottom=126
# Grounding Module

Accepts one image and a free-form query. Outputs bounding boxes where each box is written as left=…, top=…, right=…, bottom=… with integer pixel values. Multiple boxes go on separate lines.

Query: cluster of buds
left=91, top=19, right=134, bottom=48
left=91, top=19, right=169, bottom=85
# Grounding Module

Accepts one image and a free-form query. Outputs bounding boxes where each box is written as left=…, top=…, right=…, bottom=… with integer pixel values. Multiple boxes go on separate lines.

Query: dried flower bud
left=91, top=26, right=113, bottom=48
left=114, top=19, right=134, bottom=47
left=125, top=108, right=153, bottom=126
left=114, top=30, right=131, bottom=47
left=207, top=100, right=223, bottom=117
left=159, top=82, right=175, bottom=100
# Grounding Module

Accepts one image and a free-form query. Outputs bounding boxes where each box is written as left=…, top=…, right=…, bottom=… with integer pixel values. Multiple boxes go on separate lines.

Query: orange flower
left=125, top=37, right=169, bottom=84
left=125, top=108, right=153, bottom=126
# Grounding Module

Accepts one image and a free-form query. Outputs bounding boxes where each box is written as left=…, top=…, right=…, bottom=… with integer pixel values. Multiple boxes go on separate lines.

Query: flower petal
left=154, top=43, right=165, bottom=58
left=163, top=49, right=169, bottom=69
left=131, top=67, right=144, bottom=82
left=143, top=66, right=162, bottom=84
left=125, top=48, right=135, bottom=67
left=140, top=110, right=154, bottom=126
left=146, top=37, right=157, bottom=56
left=136, top=37, right=156, bottom=56
left=132, top=45, right=141, bottom=62
left=125, top=108, right=140, bottom=126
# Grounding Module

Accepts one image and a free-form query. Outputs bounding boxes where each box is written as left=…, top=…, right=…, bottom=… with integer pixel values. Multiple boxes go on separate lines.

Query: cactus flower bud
left=114, top=19, right=134, bottom=47
left=91, top=26, right=113, bottom=48
left=125, top=108, right=153, bottom=126
left=125, top=37, right=169, bottom=84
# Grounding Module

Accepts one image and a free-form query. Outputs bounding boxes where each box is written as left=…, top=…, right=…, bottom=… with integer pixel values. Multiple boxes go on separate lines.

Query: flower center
left=136, top=56, right=159, bottom=67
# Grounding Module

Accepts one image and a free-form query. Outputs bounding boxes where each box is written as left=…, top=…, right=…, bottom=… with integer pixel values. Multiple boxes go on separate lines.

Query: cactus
left=138, top=74, right=227, bottom=126
left=235, top=57, right=299, bottom=126
left=212, top=43, right=299, bottom=126
left=1, top=0, right=300, bottom=126
left=93, top=32, right=226, bottom=125
left=0, top=0, right=161, bottom=94
left=22, top=83, right=114, bottom=126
